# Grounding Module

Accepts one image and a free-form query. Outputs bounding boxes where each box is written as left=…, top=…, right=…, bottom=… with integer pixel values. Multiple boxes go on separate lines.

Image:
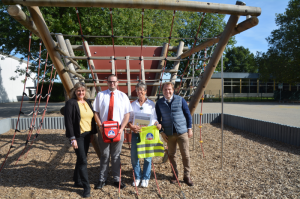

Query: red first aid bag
left=102, top=121, right=120, bottom=143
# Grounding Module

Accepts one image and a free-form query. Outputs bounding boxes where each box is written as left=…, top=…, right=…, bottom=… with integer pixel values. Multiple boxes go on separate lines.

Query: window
left=259, top=86, right=266, bottom=93
left=241, top=86, right=249, bottom=93
left=267, top=86, right=273, bottom=93
left=224, top=86, right=231, bottom=93
left=250, top=79, right=257, bottom=86
left=232, top=86, right=240, bottom=93
left=250, top=86, right=257, bottom=93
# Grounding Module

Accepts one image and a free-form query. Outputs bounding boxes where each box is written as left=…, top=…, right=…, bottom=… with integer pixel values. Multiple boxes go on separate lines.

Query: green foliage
left=40, top=82, right=65, bottom=102
left=256, top=0, right=300, bottom=84
left=0, top=3, right=235, bottom=80
left=222, top=46, right=257, bottom=73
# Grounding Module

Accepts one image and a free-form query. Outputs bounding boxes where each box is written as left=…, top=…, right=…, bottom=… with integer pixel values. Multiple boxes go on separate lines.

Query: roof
left=211, top=72, right=259, bottom=79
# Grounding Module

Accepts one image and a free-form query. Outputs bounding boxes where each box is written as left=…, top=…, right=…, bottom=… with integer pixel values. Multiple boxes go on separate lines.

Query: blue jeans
left=131, top=133, right=152, bottom=180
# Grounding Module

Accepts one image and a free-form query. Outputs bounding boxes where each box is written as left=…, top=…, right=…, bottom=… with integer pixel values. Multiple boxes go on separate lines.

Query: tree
left=256, top=0, right=300, bottom=84
left=0, top=3, right=235, bottom=80
left=223, top=46, right=257, bottom=73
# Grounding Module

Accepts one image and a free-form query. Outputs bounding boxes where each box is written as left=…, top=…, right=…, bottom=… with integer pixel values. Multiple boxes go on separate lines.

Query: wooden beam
left=181, top=16, right=259, bottom=58
left=188, top=14, right=240, bottom=115
left=71, top=45, right=189, bottom=52
left=126, top=56, right=131, bottom=98
left=170, top=41, right=184, bottom=83
left=83, top=41, right=101, bottom=92
left=7, top=5, right=40, bottom=38
left=67, top=56, right=185, bottom=61
left=76, top=69, right=178, bottom=73
left=56, top=33, right=78, bottom=85
left=27, top=6, right=73, bottom=97
left=2, top=0, right=262, bottom=16
left=85, top=82, right=162, bottom=87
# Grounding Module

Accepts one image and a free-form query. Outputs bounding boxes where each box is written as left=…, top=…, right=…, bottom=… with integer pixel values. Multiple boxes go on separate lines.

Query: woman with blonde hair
left=64, top=82, right=97, bottom=198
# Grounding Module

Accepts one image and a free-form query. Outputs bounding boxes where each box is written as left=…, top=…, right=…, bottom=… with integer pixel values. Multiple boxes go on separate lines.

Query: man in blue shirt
left=155, top=82, right=193, bottom=186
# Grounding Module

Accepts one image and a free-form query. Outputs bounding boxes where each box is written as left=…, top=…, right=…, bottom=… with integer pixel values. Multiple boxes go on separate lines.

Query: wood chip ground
left=0, top=124, right=299, bottom=198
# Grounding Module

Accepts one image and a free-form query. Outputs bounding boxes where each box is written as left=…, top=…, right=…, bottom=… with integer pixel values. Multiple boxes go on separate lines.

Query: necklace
left=138, top=98, right=146, bottom=110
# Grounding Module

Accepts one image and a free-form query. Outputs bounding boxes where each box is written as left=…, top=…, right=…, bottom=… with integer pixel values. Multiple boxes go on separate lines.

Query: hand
left=118, top=128, right=124, bottom=135
left=160, top=132, right=168, bottom=142
left=187, top=129, right=193, bottom=138
left=98, top=125, right=103, bottom=134
left=71, top=139, right=78, bottom=149
left=154, top=122, right=162, bottom=130
left=129, top=124, right=141, bottom=133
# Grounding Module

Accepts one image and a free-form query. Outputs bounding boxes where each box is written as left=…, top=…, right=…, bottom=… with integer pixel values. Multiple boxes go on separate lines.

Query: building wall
left=0, top=54, right=34, bottom=103
left=205, top=79, right=222, bottom=97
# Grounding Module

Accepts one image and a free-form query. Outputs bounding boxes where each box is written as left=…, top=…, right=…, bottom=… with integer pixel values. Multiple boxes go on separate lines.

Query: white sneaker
left=132, top=179, right=140, bottom=187
left=140, top=179, right=149, bottom=188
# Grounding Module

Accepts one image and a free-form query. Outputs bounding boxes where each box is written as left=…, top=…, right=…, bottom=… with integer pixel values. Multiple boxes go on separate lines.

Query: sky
left=192, top=0, right=290, bottom=55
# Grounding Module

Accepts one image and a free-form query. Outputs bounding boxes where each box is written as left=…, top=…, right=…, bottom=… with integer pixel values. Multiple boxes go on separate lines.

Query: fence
left=1, top=114, right=299, bottom=146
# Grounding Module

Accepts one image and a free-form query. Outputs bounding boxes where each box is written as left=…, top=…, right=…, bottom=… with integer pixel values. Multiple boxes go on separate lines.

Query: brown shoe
left=170, top=171, right=179, bottom=184
left=183, top=177, right=194, bottom=186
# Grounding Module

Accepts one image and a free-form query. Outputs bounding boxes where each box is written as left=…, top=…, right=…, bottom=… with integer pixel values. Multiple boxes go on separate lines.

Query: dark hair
left=70, top=82, right=88, bottom=99
left=107, top=74, right=118, bottom=81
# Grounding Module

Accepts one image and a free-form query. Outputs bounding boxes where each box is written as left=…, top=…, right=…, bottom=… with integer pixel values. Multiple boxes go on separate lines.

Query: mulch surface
left=0, top=124, right=299, bottom=198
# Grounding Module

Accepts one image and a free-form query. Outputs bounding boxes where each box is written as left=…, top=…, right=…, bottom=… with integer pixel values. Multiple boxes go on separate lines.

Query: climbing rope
left=166, top=150, right=186, bottom=199
left=157, top=10, right=176, bottom=99
left=176, top=13, right=206, bottom=95
left=0, top=32, right=32, bottom=172
left=75, top=7, right=99, bottom=92
left=15, top=53, right=53, bottom=165
left=24, top=69, right=56, bottom=159
left=139, top=9, right=145, bottom=82
left=152, top=161, right=163, bottom=199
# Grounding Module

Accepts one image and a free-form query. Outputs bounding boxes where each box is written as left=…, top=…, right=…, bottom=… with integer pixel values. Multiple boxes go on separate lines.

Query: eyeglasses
left=108, top=81, right=118, bottom=84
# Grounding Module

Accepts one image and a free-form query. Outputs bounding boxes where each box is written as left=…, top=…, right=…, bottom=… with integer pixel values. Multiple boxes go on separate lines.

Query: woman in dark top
left=64, top=82, right=97, bottom=198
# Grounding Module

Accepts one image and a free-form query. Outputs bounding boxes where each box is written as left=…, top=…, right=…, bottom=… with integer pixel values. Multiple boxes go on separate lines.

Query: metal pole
left=221, top=55, right=224, bottom=170
left=188, top=13, right=240, bottom=115
left=193, top=115, right=195, bottom=150
left=2, top=0, right=262, bottom=16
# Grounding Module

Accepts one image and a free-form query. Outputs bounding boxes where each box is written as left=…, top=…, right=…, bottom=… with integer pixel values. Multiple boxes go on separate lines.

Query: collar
left=135, top=98, right=149, bottom=104
left=164, top=95, right=174, bottom=102
left=108, top=89, right=118, bottom=94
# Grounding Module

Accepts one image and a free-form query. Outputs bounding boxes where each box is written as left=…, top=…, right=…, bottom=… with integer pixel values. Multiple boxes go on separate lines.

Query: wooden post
left=56, top=33, right=78, bottom=86
left=141, top=56, right=145, bottom=83
left=126, top=56, right=131, bottom=98
left=151, top=43, right=169, bottom=97
left=170, top=41, right=184, bottom=83
left=111, top=56, right=115, bottom=75
left=27, top=6, right=73, bottom=97
left=189, top=14, right=240, bottom=115
left=83, top=41, right=101, bottom=95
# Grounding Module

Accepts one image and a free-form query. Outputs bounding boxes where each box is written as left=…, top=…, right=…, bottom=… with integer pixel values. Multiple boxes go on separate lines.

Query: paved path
left=0, top=101, right=65, bottom=119
left=0, top=101, right=299, bottom=127
left=194, top=102, right=300, bottom=127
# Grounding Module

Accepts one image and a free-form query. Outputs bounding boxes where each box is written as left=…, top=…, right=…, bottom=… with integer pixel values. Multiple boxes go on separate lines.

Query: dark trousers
left=73, top=131, right=91, bottom=189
